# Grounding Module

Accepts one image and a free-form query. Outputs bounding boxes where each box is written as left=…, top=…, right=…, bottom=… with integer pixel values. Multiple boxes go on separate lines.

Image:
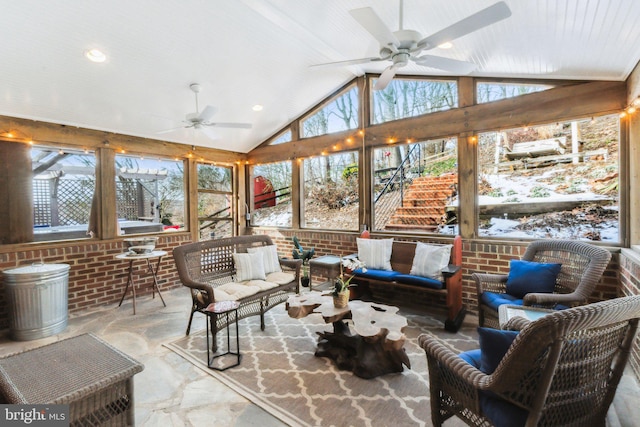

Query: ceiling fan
left=314, top=1, right=511, bottom=91
left=157, top=83, right=252, bottom=139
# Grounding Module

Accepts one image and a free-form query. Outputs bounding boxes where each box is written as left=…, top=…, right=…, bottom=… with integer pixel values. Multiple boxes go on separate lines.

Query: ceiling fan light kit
left=317, top=0, right=512, bottom=91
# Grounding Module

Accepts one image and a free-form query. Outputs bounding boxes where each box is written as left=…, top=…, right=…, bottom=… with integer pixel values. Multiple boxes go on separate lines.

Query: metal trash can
left=3, top=263, right=70, bottom=341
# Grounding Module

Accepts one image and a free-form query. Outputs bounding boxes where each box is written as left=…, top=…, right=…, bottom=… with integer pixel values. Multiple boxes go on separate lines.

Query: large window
left=373, top=138, right=458, bottom=234
left=197, top=164, right=233, bottom=240
left=477, top=114, right=620, bottom=242
left=115, top=155, right=186, bottom=236
left=301, top=86, right=358, bottom=138
left=269, top=129, right=292, bottom=145
left=32, top=147, right=96, bottom=242
left=477, top=81, right=553, bottom=103
left=251, top=161, right=292, bottom=227
left=372, top=78, right=457, bottom=124
left=303, top=152, right=358, bottom=231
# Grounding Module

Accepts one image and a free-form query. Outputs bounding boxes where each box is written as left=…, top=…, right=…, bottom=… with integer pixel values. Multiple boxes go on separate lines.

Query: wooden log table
left=286, top=291, right=411, bottom=379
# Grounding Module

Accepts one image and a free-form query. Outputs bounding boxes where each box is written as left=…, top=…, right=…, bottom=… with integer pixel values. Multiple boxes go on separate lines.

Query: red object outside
left=254, top=175, right=276, bottom=209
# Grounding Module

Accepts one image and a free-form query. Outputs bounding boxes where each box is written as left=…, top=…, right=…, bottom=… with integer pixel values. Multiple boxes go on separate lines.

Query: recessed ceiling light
left=85, top=49, right=106, bottom=63
left=252, top=104, right=263, bottom=112
left=437, top=42, right=453, bottom=49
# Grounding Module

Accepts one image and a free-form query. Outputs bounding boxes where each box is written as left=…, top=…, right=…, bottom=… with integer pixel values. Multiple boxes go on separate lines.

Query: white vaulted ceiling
left=1, top=0, right=640, bottom=153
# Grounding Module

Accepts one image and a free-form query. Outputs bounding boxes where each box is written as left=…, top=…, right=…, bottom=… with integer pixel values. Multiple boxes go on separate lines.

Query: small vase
left=333, top=290, right=349, bottom=308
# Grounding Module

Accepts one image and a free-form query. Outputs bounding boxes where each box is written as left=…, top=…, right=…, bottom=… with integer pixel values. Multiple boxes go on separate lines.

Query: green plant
left=292, top=236, right=315, bottom=278
left=342, top=163, right=358, bottom=181
left=422, top=158, right=456, bottom=177
left=332, top=258, right=365, bottom=296
left=529, top=186, right=550, bottom=198
left=488, top=189, right=504, bottom=197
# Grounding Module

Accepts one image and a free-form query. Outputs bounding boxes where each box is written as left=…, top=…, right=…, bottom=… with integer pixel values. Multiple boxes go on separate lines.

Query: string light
left=621, top=96, right=640, bottom=118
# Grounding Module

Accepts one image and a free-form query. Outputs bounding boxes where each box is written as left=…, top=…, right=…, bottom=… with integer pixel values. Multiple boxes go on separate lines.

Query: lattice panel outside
left=57, top=180, right=94, bottom=225
left=33, top=180, right=51, bottom=226
left=116, top=181, right=155, bottom=220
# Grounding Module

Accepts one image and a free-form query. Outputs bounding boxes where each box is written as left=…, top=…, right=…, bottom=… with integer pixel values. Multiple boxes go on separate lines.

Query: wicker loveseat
left=419, top=295, right=640, bottom=427
left=173, top=235, right=301, bottom=348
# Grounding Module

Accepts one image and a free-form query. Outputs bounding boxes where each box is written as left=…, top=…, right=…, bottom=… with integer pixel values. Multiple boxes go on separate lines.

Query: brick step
left=394, top=206, right=448, bottom=215
left=387, top=215, right=444, bottom=225
left=403, top=191, right=454, bottom=200
left=384, top=223, right=440, bottom=232
left=407, top=182, right=455, bottom=191
left=403, top=199, right=448, bottom=207
left=412, top=176, right=457, bottom=185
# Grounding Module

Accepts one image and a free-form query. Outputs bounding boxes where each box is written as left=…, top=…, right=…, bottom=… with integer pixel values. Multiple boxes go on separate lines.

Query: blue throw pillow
left=505, top=259, right=561, bottom=298
left=478, top=327, right=519, bottom=374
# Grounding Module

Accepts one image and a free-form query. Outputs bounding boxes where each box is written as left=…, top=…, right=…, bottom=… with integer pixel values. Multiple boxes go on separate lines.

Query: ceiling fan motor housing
left=393, top=51, right=410, bottom=67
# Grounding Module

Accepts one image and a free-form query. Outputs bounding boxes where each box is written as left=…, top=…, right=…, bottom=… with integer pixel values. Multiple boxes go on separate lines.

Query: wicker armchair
left=419, top=295, right=640, bottom=427
left=473, top=239, right=611, bottom=328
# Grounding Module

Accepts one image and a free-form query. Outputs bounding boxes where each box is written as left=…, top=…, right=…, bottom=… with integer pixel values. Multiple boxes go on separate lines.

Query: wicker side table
left=0, top=333, right=144, bottom=426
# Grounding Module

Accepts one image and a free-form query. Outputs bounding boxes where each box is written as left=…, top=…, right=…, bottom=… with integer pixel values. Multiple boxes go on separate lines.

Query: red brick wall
left=0, top=233, right=192, bottom=329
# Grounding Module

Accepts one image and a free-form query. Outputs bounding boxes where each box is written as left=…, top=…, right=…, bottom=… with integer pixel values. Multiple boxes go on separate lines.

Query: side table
left=309, top=255, right=342, bottom=291
left=0, top=333, right=144, bottom=425
left=115, top=250, right=167, bottom=314
left=498, top=304, right=555, bottom=329
left=200, top=300, right=242, bottom=371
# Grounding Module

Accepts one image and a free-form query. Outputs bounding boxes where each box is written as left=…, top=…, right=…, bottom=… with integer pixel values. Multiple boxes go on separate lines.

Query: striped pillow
left=233, top=252, right=266, bottom=281
left=247, top=245, right=282, bottom=274
left=357, top=238, right=393, bottom=271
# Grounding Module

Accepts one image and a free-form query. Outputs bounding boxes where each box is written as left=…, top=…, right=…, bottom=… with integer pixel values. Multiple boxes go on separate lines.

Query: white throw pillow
left=410, top=242, right=452, bottom=281
left=357, top=238, right=393, bottom=270
left=247, top=245, right=282, bottom=274
left=233, top=252, right=266, bottom=281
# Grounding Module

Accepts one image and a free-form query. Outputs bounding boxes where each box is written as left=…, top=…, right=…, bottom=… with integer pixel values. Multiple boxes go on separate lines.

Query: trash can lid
left=3, top=263, right=70, bottom=276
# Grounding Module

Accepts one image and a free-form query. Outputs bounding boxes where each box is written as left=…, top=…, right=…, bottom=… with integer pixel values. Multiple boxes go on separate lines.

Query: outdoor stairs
left=385, top=174, right=457, bottom=232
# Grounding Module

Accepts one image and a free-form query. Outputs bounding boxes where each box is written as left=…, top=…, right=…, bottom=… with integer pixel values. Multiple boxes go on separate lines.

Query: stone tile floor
left=0, top=286, right=638, bottom=426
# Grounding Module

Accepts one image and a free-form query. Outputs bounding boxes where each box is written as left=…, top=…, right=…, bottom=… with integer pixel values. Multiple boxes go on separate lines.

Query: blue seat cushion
left=394, top=273, right=444, bottom=290
left=459, top=349, right=482, bottom=368
left=352, top=268, right=400, bottom=282
left=458, top=329, right=527, bottom=426
left=506, top=259, right=562, bottom=298
left=480, top=392, right=529, bottom=427
left=481, top=292, right=523, bottom=311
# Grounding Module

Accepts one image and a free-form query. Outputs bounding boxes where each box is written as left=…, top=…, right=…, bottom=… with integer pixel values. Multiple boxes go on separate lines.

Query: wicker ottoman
left=0, top=333, right=144, bottom=426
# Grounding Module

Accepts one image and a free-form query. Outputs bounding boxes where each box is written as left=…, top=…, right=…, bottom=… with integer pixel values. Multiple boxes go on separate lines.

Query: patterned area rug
left=165, top=305, right=479, bottom=427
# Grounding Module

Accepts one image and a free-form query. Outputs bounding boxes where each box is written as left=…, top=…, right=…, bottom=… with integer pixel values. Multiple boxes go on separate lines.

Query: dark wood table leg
left=314, top=320, right=411, bottom=379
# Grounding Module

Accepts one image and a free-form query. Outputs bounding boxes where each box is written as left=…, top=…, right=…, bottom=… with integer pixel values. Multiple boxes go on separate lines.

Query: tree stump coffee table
left=286, top=292, right=411, bottom=379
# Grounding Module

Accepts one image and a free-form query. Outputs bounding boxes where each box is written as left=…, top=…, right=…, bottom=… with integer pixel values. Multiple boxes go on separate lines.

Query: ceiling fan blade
left=198, top=105, right=217, bottom=122
left=417, top=1, right=511, bottom=50
left=373, top=65, right=398, bottom=91
left=413, top=55, right=477, bottom=74
left=310, top=56, right=384, bottom=68
left=350, top=7, right=400, bottom=49
left=207, top=122, right=252, bottom=129
left=156, top=126, right=186, bottom=135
